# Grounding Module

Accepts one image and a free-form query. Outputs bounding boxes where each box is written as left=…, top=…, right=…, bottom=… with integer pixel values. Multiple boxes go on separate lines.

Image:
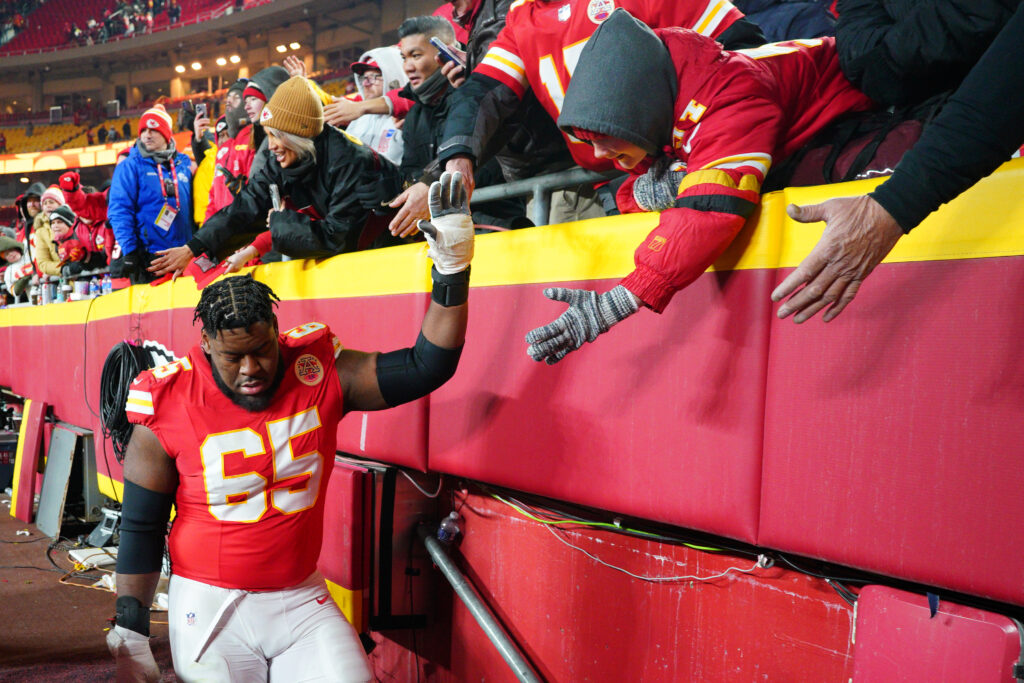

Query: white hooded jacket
left=347, top=46, right=406, bottom=167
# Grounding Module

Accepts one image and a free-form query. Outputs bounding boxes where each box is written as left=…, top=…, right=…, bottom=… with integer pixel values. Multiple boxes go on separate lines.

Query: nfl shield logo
left=186, top=611, right=196, bottom=626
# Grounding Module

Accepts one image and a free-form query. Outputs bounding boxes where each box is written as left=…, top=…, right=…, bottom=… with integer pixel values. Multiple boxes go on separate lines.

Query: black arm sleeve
left=870, top=4, right=1024, bottom=232
left=376, top=332, right=463, bottom=407
left=438, top=73, right=523, bottom=167
left=116, top=479, right=173, bottom=576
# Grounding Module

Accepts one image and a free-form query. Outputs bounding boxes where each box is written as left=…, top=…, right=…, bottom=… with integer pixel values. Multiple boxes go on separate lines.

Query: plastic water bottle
left=88, top=276, right=100, bottom=299
left=40, top=280, right=52, bottom=305
left=101, top=272, right=112, bottom=296
left=55, top=278, right=66, bottom=303
left=437, top=511, right=461, bottom=543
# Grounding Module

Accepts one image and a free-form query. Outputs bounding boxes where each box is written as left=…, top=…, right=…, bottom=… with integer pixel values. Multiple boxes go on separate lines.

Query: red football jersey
left=474, top=0, right=745, bottom=170
left=125, top=322, right=345, bottom=590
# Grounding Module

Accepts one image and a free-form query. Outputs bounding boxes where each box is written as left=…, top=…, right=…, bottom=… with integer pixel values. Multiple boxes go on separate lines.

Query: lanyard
left=155, top=157, right=181, bottom=210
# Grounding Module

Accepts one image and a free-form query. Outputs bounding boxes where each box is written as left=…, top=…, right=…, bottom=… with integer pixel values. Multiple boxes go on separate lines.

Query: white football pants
left=167, top=572, right=372, bottom=682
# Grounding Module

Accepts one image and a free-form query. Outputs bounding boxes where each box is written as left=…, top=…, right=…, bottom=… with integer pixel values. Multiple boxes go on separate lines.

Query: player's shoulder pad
left=126, top=356, right=195, bottom=419
left=281, top=322, right=344, bottom=358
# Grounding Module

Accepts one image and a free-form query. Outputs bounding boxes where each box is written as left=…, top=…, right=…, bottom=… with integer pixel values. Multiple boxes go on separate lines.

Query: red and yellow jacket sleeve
left=620, top=86, right=782, bottom=313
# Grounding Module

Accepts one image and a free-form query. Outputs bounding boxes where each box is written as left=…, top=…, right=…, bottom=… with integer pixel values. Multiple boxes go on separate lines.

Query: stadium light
left=191, top=61, right=202, bottom=71
left=229, top=55, right=241, bottom=63
left=289, top=42, right=300, bottom=50
left=175, top=65, right=186, bottom=73
left=216, top=57, right=227, bottom=66
left=275, top=44, right=287, bottom=53
left=20, top=177, right=29, bottom=183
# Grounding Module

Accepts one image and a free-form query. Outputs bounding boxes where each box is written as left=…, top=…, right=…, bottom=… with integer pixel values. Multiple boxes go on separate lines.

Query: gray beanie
left=557, top=9, right=678, bottom=155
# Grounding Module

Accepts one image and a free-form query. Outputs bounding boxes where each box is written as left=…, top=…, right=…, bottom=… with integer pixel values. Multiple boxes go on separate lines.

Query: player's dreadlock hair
left=194, top=274, right=280, bottom=334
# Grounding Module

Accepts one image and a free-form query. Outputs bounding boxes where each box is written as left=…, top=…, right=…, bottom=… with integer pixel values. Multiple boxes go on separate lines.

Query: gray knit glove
left=525, top=285, right=639, bottom=364
left=633, top=156, right=687, bottom=212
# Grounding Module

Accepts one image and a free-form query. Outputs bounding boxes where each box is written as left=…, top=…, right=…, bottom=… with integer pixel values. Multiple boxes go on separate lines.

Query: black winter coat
left=837, top=0, right=1022, bottom=105
left=400, top=82, right=528, bottom=229
left=189, top=126, right=403, bottom=260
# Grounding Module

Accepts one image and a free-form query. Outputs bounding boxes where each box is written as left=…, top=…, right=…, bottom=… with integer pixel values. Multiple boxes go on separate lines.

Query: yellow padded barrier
left=2, top=157, right=1021, bottom=329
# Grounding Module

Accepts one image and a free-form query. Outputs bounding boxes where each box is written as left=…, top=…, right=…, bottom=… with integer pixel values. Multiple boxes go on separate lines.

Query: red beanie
left=571, top=127, right=607, bottom=142
left=242, top=82, right=267, bottom=103
left=139, top=104, right=173, bottom=143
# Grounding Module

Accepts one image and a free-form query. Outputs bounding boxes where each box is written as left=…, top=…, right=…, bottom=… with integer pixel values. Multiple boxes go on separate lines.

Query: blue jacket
left=108, top=144, right=193, bottom=254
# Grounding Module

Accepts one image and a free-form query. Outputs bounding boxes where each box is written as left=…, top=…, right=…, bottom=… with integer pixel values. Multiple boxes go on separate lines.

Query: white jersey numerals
left=538, top=38, right=589, bottom=118
left=200, top=407, right=324, bottom=522
left=285, top=322, right=326, bottom=339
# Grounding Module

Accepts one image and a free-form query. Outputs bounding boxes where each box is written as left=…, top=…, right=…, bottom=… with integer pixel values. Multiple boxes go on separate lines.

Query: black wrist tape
left=431, top=266, right=470, bottom=307
left=116, top=480, right=173, bottom=576
left=115, top=595, right=152, bottom=637
left=376, top=332, right=463, bottom=407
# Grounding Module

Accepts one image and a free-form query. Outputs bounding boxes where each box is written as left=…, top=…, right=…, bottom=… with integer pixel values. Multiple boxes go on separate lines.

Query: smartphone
left=195, top=102, right=207, bottom=118
left=269, top=184, right=281, bottom=211
left=429, top=37, right=466, bottom=68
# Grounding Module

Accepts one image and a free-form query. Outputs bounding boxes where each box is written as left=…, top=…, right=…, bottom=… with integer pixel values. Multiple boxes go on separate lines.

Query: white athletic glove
left=106, top=624, right=161, bottom=683
left=525, top=285, right=640, bottom=364
left=416, top=171, right=474, bottom=274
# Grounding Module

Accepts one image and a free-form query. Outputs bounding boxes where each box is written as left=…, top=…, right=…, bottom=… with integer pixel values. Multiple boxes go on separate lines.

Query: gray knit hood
left=250, top=66, right=290, bottom=102
left=557, top=9, right=677, bottom=155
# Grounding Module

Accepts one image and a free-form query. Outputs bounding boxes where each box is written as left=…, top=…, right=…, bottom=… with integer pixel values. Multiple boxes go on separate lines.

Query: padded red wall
left=442, top=493, right=854, bottom=682
left=429, top=271, right=772, bottom=544
left=761, top=257, right=1024, bottom=605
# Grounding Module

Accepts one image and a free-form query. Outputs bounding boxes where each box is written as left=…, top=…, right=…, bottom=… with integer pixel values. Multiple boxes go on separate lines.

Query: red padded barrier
left=761, top=257, right=1024, bottom=605
left=9, top=399, right=46, bottom=523
left=853, top=586, right=1023, bottom=682
left=318, top=460, right=372, bottom=632
left=428, top=272, right=773, bottom=543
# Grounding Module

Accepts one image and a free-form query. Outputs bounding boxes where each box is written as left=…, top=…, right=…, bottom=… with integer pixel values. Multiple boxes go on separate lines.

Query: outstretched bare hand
left=772, top=195, right=903, bottom=323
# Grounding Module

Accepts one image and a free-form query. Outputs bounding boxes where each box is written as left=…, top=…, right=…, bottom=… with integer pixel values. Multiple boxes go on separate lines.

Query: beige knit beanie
left=258, top=76, right=324, bottom=138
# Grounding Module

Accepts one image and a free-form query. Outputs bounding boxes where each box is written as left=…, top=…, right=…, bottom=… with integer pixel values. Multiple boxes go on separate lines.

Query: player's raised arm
left=338, top=171, right=473, bottom=413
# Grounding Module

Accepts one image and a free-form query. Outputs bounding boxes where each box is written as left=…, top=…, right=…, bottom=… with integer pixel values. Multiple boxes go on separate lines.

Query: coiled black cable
left=99, top=342, right=156, bottom=463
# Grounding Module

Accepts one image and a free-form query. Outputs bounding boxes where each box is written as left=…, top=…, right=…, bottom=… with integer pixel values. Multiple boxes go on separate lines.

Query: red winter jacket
left=206, top=124, right=256, bottom=221
left=618, top=32, right=873, bottom=312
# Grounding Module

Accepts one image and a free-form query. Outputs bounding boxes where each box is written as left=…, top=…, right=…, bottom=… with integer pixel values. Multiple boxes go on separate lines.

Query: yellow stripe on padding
left=9, top=398, right=32, bottom=519
left=97, top=472, right=124, bottom=502
left=678, top=169, right=761, bottom=194
left=0, top=158, right=1021, bottom=326
left=777, top=157, right=1024, bottom=267
left=325, top=579, right=366, bottom=631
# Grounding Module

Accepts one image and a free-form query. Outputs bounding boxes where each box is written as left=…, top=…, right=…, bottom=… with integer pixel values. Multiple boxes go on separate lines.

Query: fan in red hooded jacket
left=58, top=170, right=117, bottom=263
left=525, top=9, right=875, bottom=364
left=49, top=205, right=108, bottom=277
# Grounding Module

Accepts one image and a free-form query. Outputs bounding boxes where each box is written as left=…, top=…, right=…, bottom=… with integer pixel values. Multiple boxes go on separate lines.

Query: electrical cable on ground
left=489, top=489, right=866, bottom=601
left=543, top=522, right=771, bottom=583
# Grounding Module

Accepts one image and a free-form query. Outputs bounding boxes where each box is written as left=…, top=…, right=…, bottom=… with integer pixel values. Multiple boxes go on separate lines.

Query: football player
left=107, top=172, right=474, bottom=681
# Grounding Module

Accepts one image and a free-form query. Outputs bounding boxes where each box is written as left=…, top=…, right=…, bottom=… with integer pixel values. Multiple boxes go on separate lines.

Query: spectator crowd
left=65, top=0, right=178, bottom=46
left=0, top=0, right=42, bottom=44
left=3, top=0, right=1022, bottom=355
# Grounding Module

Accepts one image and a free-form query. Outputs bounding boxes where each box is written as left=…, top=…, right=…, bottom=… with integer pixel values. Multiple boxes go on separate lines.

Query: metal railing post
left=419, top=525, right=543, bottom=683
